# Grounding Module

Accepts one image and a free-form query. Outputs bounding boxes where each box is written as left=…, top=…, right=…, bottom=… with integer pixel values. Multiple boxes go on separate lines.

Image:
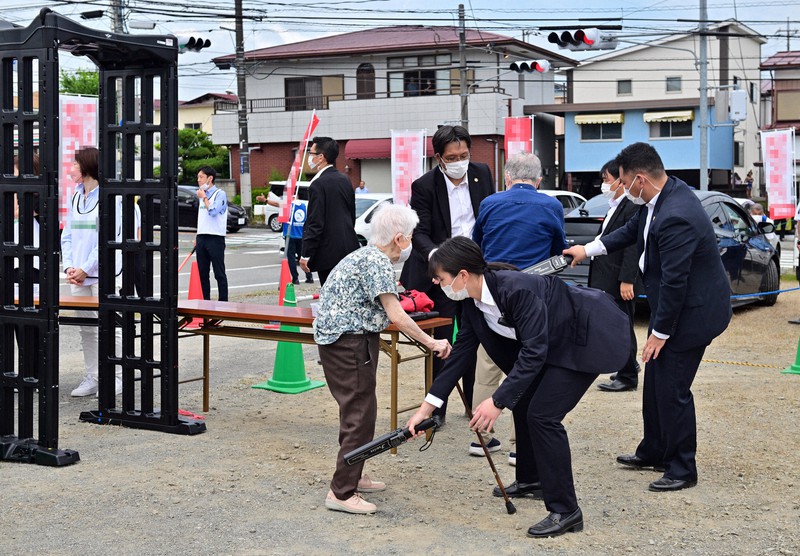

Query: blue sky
left=1, top=0, right=797, bottom=99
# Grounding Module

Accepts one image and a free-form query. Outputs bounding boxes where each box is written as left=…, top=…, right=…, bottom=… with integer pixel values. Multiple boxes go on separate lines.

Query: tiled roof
left=760, top=51, right=800, bottom=69
left=213, top=25, right=574, bottom=66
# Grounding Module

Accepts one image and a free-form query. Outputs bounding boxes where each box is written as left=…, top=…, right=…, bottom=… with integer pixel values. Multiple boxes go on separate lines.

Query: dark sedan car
left=563, top=190, right=780, bottom=307
left=150, top=185, right=248, bottom=232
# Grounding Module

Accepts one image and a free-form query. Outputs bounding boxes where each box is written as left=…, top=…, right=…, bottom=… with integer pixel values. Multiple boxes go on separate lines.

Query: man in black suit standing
left=399, top=125, right=494, bottom=419
left=566, top=142, right=732, bottom=492
left=590, top=159, right=643, bottom=392
left=300, top=137, right=360, bottom=286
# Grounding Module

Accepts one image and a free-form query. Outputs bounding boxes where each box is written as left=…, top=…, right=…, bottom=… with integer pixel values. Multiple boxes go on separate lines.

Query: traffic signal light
left=177, top=36, right=211, bottom=53
left=547, top=28, right=618, bottom=51
left=509, top=59, right=551, bottom=73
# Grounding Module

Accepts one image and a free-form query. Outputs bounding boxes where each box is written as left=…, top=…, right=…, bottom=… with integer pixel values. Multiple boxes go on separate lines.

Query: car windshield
left=566, top=194, right=609, bottom=217
left=356, top=197, right=378, bottom=218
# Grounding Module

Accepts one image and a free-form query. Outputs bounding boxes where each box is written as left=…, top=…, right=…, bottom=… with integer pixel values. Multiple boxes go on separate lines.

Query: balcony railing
left=214, top=86, right=506, bottom=115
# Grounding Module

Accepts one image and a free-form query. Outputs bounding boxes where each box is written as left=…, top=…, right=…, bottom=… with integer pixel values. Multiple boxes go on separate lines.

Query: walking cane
left=455, top=382, right=516, bottom=515
left=178, top=246, right=196, bottom=273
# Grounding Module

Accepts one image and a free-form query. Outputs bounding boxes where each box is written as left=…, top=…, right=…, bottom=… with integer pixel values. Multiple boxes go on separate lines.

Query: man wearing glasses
left=399, top=125, right=494, bottom=422
left=300, top=136, right=360, bottom=286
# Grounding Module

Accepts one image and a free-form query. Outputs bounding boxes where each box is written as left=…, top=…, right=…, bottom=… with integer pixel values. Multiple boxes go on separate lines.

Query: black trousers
left=613, top=297, right=639, bottom=386
left=287, top=237, right=312, bottom=282
left=428, top=285, right=474, bottom=417
left=513, top=365, right=598, bottom=515
left=635, top=342, right=705, bottom=481
left=196, top=234, right=228, bottom=301
left=319, top=333, right=380, bottom=500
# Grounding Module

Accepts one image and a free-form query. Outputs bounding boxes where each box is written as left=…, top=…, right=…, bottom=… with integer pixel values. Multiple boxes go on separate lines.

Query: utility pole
left=458, top=4, right=468, bottom=130
left=235, top=0, right=252, bottom=213
left=698, top=0, right=709, bottom=190
left=111, top=0, right=125, bottom=33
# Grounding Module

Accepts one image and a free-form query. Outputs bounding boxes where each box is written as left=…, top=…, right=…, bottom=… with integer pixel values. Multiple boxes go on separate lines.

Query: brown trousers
left=319, top=333, right=380, bottom=500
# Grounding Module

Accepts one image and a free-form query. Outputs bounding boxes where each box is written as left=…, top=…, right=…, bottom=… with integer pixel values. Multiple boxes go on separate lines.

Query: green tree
left=178, top=128, right=230, bottom=183
left=59, top=68, right=99, bottom=95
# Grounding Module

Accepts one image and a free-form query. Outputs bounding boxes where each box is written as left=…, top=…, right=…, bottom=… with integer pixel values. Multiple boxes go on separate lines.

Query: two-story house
left=526, top=20, right=765, bottom=199
left=210, top=26, right=575, bottom=193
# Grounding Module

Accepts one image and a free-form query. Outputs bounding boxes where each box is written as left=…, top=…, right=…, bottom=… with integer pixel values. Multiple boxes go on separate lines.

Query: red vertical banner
left=59, top=95, right=98, bottom=227
left=504, top=116, right=533, bottom=162
left=760, top=129, right=797, bottom=220
left=279, top=111, right=320, bottom=223
left=391, top=130, right=425, bottom=207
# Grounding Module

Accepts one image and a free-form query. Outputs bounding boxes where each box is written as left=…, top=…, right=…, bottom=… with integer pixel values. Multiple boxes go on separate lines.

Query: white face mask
left=624, top=177, right=646, bottom=206
left=441, top=158, right=469, bottom=180
left=397, top=242, right=412, bottom=264
left=307, top=154, right=318, bottom=171
left=600, top=182, right=615, bottom=198
left=441, top=273, right=469, bottom=301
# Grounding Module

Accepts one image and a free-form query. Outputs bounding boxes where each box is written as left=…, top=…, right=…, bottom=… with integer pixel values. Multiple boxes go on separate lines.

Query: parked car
left=147, top=185, right=249, bottom=232
left=563, top=190, right=780, bottom=307
left=539, top=189, right=587, bottom=212
left=732, top=197, right=780, bottom=257
left=264, top=181, right=310, bottom=233
left=354, top=193, right=393, bottom=246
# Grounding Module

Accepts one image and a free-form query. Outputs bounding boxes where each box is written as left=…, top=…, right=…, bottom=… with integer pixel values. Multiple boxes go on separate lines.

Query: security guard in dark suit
left=407, top=237, right=630, bottom=538
left=589, top=159, right=643, bottom=392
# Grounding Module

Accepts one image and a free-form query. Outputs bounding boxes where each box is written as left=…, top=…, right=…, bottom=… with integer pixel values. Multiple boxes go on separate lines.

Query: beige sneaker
left=325, top=490, right=377, bottom=514
left=357, top=474, right=386, bottom=493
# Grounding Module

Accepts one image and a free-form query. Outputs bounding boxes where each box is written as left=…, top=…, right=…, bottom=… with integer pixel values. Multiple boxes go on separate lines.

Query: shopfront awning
left=643, top=110, right=694, bottom=123
left=574, top=113, right=624, bottom=125
left=344, top=137, right=434, bottom=159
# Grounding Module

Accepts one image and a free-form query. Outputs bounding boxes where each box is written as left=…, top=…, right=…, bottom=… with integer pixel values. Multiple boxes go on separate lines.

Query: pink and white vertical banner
left=761, top=129, right=797, bottom=220
left=391, top=130, right=426, bottom=207
left=279, top=110, right=320, bottom=223
left=59, top=95, right=98, bottom=227
left=504, top=116, right=533, bottom=162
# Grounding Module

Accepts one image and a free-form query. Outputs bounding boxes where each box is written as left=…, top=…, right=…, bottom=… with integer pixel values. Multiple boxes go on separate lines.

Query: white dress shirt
left=442, top=168, right=475, bottom=239
left=424, top=278, right=515, bottom=408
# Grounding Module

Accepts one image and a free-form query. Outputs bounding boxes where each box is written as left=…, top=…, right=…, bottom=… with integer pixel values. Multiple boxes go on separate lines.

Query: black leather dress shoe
left=493, top=480, right=542, bottom=499
left=649, top=477, right=697, bottom=491
left=598, top=379, right=637, bottom=392
left=616, top=454, right=665, bottom=472
left=527, top=508, right=584, bottom=538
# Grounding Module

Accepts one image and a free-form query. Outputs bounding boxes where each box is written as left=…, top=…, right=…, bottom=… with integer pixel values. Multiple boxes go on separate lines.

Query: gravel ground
left=2, top=280, right=800, bottom=555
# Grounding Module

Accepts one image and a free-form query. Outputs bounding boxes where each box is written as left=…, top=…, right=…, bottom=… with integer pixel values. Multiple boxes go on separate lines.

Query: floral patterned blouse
left=313, top=246, right=398, bottom=345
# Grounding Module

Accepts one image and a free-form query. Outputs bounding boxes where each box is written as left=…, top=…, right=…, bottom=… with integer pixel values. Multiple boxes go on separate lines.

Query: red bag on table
left=398, top=290, right=434, bottom=313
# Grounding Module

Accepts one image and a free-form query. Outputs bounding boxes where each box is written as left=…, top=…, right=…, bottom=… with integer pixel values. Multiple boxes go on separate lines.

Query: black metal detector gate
left=0, top=9, right=205, bottom=467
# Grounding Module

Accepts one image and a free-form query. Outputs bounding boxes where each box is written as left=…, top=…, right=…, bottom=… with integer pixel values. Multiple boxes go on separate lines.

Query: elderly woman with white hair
left=313, top=203, right=452, bottom=515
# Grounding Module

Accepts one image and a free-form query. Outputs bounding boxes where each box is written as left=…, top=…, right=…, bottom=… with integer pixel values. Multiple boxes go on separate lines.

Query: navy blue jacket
left=428, top=270, right=630, bottom=410
left=473, top=183, right=567, bottom=268
left=601, top=176, right=732, bottom=351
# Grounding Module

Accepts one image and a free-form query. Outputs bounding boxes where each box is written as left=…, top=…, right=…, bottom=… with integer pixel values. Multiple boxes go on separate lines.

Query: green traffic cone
left=452, top=318, right=459, bottom=344
left=252, top=283, right=325, bottom=393
left=782, top=337, right=800, bottom=375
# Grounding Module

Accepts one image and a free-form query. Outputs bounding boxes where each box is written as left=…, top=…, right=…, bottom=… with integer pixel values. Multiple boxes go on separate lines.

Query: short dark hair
left=614, top=142, right=665, bottom=177
left=75, top=147, right=99, bottom=182
left=600, top=159, right=619, bottom=180
left=13, top=152, right=40, bottom=175
left=198, top=166, right=217, bottom=183
left=432, top=125, right=472, bottom=156
left=429, top=236, right=487, bottom=278
left=311, top=136, right=339, bottom=165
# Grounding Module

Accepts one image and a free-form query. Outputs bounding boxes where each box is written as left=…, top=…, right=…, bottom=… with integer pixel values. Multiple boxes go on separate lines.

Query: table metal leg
left=203, top=332, right=210, bottom=412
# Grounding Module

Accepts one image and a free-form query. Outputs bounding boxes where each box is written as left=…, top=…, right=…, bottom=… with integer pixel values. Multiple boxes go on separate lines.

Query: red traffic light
left=509, top=60, right=551, bottom=73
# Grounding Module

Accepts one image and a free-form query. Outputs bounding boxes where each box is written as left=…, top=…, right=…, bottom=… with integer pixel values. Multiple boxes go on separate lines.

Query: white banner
left=59, top=95, right=98, bottom=227
left=760, top=128, right=797, bottom=220
left=391, top=130, right=426, bottom=207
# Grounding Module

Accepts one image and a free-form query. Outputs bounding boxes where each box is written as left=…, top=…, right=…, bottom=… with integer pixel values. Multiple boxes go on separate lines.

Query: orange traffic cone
left=185, top=261, right=204, bottom=330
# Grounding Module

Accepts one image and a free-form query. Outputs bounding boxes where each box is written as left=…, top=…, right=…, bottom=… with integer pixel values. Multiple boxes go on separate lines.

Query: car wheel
left=228, top=226, right=241, bottom=233
left=268, top=214, right=282, bottom=233
left=357, top=235, right=368, bottom=247
left=757, top=259, right=779, bottom=307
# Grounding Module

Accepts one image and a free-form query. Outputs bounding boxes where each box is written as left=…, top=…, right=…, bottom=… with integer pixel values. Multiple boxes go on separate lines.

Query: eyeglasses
left=440, top=153, right=470, bottom=164
left=308, top=151, right=319, bottom=156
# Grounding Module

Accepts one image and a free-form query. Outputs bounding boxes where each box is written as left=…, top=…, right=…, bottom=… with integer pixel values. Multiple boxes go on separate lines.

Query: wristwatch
left=492, top=397, right=505, bottom=410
